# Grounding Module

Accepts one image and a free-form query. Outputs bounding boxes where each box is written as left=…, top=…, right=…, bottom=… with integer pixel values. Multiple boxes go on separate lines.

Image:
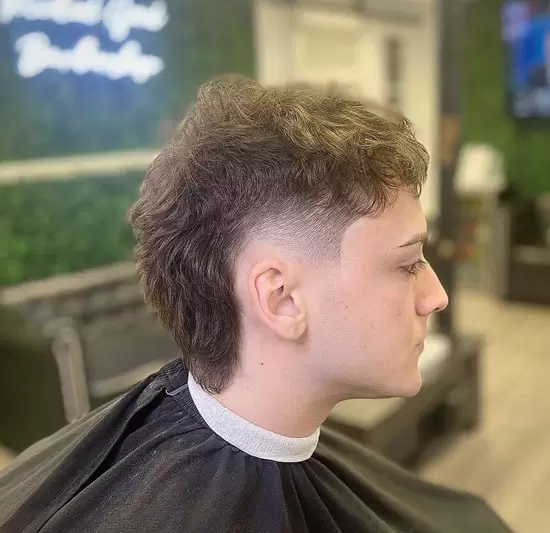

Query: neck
left=214, top=341, right=336, bottom=438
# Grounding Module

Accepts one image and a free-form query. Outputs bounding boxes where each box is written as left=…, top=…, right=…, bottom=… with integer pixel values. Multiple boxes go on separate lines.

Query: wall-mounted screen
left=503, top=0, right=550, bottom=118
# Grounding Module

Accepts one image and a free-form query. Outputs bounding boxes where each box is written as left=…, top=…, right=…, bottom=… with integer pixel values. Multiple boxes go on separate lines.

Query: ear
left=249, top=261, right=307, bottom=341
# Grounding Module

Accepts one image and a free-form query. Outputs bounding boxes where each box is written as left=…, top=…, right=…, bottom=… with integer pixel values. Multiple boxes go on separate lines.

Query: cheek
left=351, top=284, right=417, bottom=361
left=344, top=267, right=414, bottom=322
left=385, top=281, right=417, bottom=325
left=306, top=263, right=415, bottom=352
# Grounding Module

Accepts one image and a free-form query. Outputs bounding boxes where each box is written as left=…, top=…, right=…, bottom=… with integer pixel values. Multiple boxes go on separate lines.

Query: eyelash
left=402, top=259, right=428, bottom=276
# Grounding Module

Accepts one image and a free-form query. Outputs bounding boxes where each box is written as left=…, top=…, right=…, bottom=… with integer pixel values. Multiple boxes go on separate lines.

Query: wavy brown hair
left=128, top=76, right=429, bottom=393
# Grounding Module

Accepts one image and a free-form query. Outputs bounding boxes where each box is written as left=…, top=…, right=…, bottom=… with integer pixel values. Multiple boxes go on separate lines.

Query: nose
left=416, top=264, right=449, bottom=316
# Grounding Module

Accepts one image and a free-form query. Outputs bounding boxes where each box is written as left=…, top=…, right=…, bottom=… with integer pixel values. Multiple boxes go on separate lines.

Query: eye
left=401, top=259, right=428, bottom=276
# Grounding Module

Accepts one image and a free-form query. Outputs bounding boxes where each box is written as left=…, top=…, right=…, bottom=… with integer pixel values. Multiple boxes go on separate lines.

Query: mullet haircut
left=128, top=76, right=429, bottom=393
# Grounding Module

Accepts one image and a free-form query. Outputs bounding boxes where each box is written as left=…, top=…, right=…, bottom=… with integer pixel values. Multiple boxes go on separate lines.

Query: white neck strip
left=187, top=373, right=319, bottom=463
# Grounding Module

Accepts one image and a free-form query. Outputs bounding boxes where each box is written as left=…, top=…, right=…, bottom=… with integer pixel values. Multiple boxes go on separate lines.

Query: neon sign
left=0, top=0, right=168, bottom=83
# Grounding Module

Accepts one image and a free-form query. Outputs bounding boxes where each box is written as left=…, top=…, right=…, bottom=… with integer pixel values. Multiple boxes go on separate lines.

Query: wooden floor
left=420, top=290, right=550, bottom=533
left=1, top=290, right=549, bottom=532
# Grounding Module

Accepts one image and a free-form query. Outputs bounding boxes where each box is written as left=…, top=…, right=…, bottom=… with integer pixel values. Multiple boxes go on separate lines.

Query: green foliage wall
left=464, top=0, right=550, bottom=196
left=0, top=173, right=141, bottom=286
left=0, top=0, right=255, bottom=286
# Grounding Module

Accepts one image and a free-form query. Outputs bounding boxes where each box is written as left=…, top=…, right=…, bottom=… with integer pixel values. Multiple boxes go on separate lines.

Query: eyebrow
left=397, top=232, right=429, bottom=248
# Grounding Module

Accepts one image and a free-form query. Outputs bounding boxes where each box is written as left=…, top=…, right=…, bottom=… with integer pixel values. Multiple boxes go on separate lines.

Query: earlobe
left=276, top=299, right=307, bottom=341
left=289, top=304, right=308, bottom=340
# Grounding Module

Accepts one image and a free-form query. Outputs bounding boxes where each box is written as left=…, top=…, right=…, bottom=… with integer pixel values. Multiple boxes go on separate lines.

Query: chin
left=352, top=372, right=423, bottom=400
left=399, top=378, right=423, bottom=398
left=401, top=370, right=423, bottom=397
left=379, top=372, right=423, bottom=399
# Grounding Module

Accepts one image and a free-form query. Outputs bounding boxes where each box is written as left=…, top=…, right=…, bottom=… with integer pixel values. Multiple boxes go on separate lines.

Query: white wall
left=254, top=0, right=441, bottom=219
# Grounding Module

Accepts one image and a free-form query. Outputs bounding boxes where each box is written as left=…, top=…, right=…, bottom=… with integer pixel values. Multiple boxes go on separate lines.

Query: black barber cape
left=0, top=359, right=512, bottom=533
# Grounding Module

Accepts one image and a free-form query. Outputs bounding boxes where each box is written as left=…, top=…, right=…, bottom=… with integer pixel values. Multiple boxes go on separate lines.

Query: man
left=0, top=78, right=511, bottom=532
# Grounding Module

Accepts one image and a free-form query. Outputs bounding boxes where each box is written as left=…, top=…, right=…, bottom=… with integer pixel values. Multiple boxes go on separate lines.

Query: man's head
left=129, top=77, right=447, bottom=399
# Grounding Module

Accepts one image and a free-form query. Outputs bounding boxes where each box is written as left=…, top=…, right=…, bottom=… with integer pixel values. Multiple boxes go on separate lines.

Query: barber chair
left=0, top=266, right=178, bottom=453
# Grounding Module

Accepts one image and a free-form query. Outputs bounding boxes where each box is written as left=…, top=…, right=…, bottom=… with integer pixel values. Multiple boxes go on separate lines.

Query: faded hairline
left=242, top=183, right=420, bottom=266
